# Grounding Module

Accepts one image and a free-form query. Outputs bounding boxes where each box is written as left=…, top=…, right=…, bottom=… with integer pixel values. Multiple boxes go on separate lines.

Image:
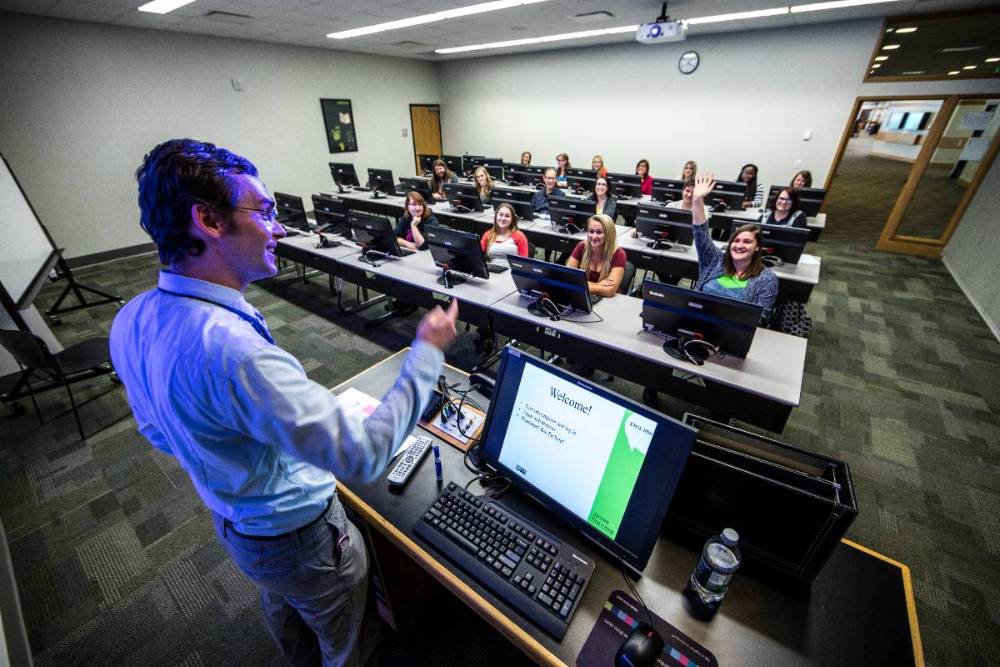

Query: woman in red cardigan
left=480, top=202, right=528, bottom=262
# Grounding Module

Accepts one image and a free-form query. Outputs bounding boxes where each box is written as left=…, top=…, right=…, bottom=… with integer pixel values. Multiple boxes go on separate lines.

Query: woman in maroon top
left=566, top=214, right=627, bottom=297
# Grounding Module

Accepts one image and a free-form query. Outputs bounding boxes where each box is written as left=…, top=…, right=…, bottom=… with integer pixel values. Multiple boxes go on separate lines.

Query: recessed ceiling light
left=871, top=63, right=881, bottom=68
left=885, top=27, right=894, bottom=32
left=686, top=7, right=788, bottom=25
left=875, top=55, right=889, bottom=61
left=948, top=71, right=960, bottom=75
left=895, top=27, right=917, bottom=33
left=436, top=24, right=638, bottom=54
left=986, top=57, right=1000, bottom=63
left=882, top=44, right=900, bottom=50
left=137, top=0, right=196, bottom=13
left=963, top=65, right=977, bottom=70
left=329, top=0, right=549, bottom=39
left=941, top=46, right=982, bottom=53
left=901, top=70, right=924, bottom=75
left=790, top=0, right=905, bottom=13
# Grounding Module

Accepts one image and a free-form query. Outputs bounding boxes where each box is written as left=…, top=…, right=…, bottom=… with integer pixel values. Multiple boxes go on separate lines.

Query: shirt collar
left=158, top=271, right=258, bottom=319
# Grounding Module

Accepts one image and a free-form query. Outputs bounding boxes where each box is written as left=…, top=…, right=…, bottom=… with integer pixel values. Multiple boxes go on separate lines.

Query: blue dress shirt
left=110, top=271, right=443, bottom=535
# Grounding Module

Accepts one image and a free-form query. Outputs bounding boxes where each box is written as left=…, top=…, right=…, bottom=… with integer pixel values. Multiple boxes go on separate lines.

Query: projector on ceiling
left=635, top=20, right=687, bottom=44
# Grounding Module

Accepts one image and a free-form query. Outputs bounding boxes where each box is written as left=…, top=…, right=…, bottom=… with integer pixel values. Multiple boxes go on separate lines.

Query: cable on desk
left=620, top=567, right=654, bottom=629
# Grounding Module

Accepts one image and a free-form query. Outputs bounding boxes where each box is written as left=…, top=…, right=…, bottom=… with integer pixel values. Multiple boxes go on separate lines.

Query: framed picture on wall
left=320, top=99, right=358, bottom=153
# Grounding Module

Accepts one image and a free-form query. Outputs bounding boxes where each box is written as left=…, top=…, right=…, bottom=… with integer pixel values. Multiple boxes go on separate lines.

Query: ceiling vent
left=570, top=11, right=615, bottom=24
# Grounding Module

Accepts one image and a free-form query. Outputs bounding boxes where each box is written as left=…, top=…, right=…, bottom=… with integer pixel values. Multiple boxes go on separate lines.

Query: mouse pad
left=576, top=590, right=717, bottom=667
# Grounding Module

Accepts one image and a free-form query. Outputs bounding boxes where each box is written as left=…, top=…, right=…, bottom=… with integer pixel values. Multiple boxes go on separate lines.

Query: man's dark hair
left=136, top=139, right=258, bottom=265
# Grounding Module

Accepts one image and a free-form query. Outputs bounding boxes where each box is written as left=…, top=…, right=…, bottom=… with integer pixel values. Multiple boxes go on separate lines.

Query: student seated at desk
left=591, top=154, right=608, bottom=178
left=531, top=168, right=565, bottom=214
left=566, top=214, right=626, bottom=298
left=737, top=163, right=764, bottom=210
left=589, top=175, right=618, bottom=219
left=520, top=151, right=532, bottom=166
left=791, top=169, right=813, bottom=189
left=636, top=159, right=653, bottom=196
left=680, top=159, right=697, bottom=181
left=555, top=153, right=570, bottom=188
left=481, top=202, right=528, bottom=261
left=395, top=191, right=440, bottom=251
left=692, top=174, right=778, bottom=322
left=430, top=159, right=458, bottom=201
left=761, top=187, right=807, bottom=228
left=473, top=166, right=493, bottom=206
left=665, top=179, right=706, bottom=216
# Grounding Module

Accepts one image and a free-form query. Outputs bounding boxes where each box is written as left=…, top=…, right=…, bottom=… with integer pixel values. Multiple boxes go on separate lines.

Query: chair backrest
left=0, top=329, right=57, bottom=373
left=618, top=260, right=636, bottom=295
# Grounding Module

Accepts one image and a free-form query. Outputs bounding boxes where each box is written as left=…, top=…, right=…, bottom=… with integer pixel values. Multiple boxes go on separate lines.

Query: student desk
left=333, top=351, right=923, bottom=667
left=616, top=199, right=826, bottom=241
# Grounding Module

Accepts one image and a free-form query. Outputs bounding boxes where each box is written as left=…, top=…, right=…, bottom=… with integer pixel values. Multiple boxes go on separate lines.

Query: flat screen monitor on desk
left=311, top=195, right=350, bottom=236
left=641, top=280, right=762, bottom=362
left=493, top=186, right=532, bottom=204
left=634, top=212, right=693, bottom=249
left=442, top=183, right=484, bottom=213
left=651, top=179, right=684, bottom=204
left=508, top=255, right=593, bottom=319
left=472, top=164, right=503, bottom=180
left=607, top=172, right=642, bottom=199
left=492, top=196, right=534, bottom=221
left=348, top=211, right=405, bottom=259
left=462, top=155, right=485, bottom=175
left=565, top=175, right=595, bottom=195
left=479, top=346, right=696, bottom=573
left=398, top=177, right=434, bottom=203
left=424, top=225, right=490, bottom=287
left=417, top=154, right=438, bottom=175
left=727, top=220, right=810, bottom=265
left=708, top=180, right=747, bottom=211
left=548, top=196, right=592, bottom=234
left=768, top=185, right=826, bottom=202
left=522, top=165, right=550, bottom=176
left=329, top=162, right=361, bottom=188
left=505, top=168, right=540, bottom=187
left=441, top=154, right=463, bottom=175
left=469, top=156, right=503, bottom=168
left=766, top=185, right=825, bottom=217
left=274, top=192, right=310, bottom=233
left=367, top=168, right=399, bottom=197
left=566, top=168, right=597, bottom=179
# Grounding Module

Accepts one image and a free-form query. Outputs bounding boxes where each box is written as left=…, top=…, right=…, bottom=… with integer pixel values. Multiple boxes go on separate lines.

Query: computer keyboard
left=413, top=482, right=595, bottom=640
left=487, top=261, right=509, bottom=274
left=281, top=225, right=301, bottom=236
left=399, top=246, right=416, bottom=256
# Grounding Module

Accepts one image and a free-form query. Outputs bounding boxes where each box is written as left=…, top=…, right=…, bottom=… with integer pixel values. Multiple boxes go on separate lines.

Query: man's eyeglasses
left=233, top=205, right=278, bottom=222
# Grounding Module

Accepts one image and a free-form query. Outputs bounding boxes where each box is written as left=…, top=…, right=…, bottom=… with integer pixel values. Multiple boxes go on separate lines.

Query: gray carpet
left=3, top=192, right=999, bottom=665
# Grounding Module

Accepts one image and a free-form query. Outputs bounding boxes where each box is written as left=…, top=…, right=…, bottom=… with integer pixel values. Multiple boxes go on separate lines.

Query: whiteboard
left=0, top=152, right=59, bottom=309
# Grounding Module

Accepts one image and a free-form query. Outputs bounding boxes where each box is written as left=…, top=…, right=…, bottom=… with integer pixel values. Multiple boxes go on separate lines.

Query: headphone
left=662, top=337, right=719, bottom=366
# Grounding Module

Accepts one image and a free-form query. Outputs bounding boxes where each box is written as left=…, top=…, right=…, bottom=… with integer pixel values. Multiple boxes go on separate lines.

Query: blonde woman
left=566, top=214, right=626, bottom=298
left=680, top=160, right=697, bottom=181
left=591, top=154, right=608, bottom=178
left=473, top=166, right=493, bottom=206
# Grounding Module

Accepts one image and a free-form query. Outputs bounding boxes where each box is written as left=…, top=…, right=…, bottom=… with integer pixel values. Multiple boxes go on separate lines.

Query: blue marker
left=433, top=444, right=443, bottom=482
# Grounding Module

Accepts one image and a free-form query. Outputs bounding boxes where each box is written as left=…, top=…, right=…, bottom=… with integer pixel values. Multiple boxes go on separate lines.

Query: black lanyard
left=158, top=288, right=275, bottom=345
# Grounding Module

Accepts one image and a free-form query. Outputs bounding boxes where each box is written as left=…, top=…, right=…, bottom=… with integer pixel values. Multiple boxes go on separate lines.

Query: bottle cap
left=721, top=528, right=740, bottom=546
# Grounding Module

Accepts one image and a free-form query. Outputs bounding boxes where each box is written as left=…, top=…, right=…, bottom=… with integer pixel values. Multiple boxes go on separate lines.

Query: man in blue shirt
left=531, top=167, right=565, bottom=214
left=110, top=139, right=458, bottom=666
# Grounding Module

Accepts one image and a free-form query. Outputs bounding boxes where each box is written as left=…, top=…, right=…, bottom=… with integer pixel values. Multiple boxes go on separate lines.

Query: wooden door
left=410, top=105, right=442, bottom=175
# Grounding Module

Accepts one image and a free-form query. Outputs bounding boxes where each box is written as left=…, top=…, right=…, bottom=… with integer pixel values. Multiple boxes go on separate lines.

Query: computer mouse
left=615, top=622, right=664, bottom=667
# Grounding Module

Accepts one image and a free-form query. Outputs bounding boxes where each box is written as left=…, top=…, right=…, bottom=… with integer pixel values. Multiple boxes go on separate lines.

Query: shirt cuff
left=408, top=338, right=445, bottom=370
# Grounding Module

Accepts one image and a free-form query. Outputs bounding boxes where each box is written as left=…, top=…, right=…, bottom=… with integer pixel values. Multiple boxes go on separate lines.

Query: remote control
left=387, top=435, right=434, bottom=486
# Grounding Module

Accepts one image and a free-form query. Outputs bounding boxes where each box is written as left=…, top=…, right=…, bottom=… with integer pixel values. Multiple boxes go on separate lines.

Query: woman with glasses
left=566, top=214, right=626, bottom=298
left=589, top=175, right=618, bottom=220
left=761, top=187, right=807, bottom=228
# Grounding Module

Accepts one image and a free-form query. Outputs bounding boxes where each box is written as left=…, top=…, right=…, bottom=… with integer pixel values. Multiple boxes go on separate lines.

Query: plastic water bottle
left=683, top=528, right=741, bottom=620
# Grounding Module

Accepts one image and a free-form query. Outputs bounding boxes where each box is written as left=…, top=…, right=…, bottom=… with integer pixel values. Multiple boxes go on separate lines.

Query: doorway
left=409, top=104, right=442, bottom=176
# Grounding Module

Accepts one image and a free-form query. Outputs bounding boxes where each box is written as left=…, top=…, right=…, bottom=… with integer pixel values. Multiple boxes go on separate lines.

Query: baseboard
left=66, top=243, right=158, bottom=270
left=943, top=255, right=1000, bottom=343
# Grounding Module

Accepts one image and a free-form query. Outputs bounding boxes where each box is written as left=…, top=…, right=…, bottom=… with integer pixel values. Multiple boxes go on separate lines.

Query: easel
left=45, top=250, right=124, bottom=325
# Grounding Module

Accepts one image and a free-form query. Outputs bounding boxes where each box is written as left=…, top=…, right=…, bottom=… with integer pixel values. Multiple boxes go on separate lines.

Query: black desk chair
left=0, top=329, right=119, bottom=440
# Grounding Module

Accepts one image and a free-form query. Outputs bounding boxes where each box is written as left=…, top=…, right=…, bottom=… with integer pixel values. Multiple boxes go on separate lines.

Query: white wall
left=0, top=13, right=440, bottom=260
left=437, top=18, right=1000, bottom=189
left=943, top=156, right=1000, bottom=341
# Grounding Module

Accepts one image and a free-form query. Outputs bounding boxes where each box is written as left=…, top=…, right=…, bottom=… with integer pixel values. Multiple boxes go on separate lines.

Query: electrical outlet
left=402, top=128, right=408, bottom=137
left=802, top=129, right=812, bottom=141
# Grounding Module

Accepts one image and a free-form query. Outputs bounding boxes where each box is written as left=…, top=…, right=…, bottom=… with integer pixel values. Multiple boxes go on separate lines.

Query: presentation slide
left=497, top=363, right=657, bottom=540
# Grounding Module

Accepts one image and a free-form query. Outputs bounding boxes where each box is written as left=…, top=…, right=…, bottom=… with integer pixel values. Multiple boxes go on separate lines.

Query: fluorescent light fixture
left=436, top=24, right=637, bottom=54
left=947, top=71, right=960, bottom=75
left=138, top=0, right=196, bottom=13
left=791, top=0, right=904, bottom=13
left=895, top=27, right=917, bottom=33
left=686, top=7, right=788, bottom=25
left=870, top=64, right=881, bottom=68
left=901, top=70, right=924, bottom=75
left=986, top=57, right=1000, bottom=63
left=963, top=65, right=977, bottom=70
left=874, top=55, right=889, bottom=61
left=882, top=44, right=900, bottom=50
left=328, top=0, right=548, bottom=39
left=941, top=46, right=981, bottom=52
left=885, top=27, right=894, bottom=32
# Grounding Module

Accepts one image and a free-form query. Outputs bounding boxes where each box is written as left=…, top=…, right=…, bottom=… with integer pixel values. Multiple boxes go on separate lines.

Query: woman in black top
left=761, top=187, right=806, bottom=228
left=394, top=191, right=440, bottom=250
left=590, top=175, right=617, bottom=220
left=737, top=163, right=763, bottom=209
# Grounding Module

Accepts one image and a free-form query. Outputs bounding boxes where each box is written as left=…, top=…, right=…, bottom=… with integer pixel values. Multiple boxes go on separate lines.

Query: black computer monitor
left=442, top=183, right=484, bottom=213
left=492, top=186, right=532, bottom=204
left=367, top=168, right=399, bottom=197
left=475, top=164, right=503, bottom=180
left=418, top=154, right=438, bottom=175
left=566, top=168, right=597, bottom=179
left=565, top=175, right=595, bottom=195
left=274, top=192, right=310, bottom=233
left=461, top=155, right=484, bottom=175
left=523, top=165, right=550, bottom=176
left=651, top=178, right=684, bottom=204
left=641, top=280, right=762, bottom=361
left=469, top=156, right=503, bottom=168
left=441, top=154, right=463, bottom=174
left=708, top=180, right=748, bottom=211
left=492, top=197, right=534, bottom=221
left=311, top=194, right=350, bottom=236
left=508, top=255, right=593, bottom=319
left=505, top=167, right=541, bottom=187
left=726, top=220, right=810, bottom=265
left=548, top=196, right=592, bottom=234
left=768, top=185, right=826, bottom=202
left=398, top=177, right=434, bottom=203
left=606, top=173, right=642, bottom=198
left=501, top=162, right=522, bottom=181
left=424, top=226, right=490, bottom=287
left=329, top=162, right=360, bottom=188
left=634, top=206, right=694, bottom=249
left=348, top=211, right=404, bottom=259
left=478, top=346, right=696, bottom=573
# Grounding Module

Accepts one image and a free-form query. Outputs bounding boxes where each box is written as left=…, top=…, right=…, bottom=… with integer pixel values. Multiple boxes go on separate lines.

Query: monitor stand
left=436, top=269, right=467, bottom=288
left=527, top=297, right=564, bottom=321
left=663, top=335, right=713, bottom=365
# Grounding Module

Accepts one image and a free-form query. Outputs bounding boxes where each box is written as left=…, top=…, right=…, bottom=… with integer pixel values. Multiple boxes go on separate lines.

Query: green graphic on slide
left=587, top=410, right=646, bottom=539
